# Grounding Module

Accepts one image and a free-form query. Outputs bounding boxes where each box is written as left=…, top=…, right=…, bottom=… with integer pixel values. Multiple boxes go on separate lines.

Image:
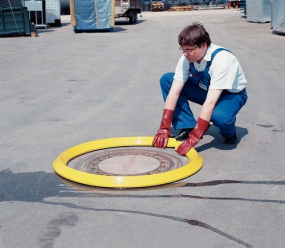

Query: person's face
left=180, top=43, right=207, bottom=63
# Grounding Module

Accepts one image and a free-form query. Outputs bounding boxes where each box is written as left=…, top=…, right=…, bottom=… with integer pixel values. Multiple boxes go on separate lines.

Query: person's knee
left=212, top=113, right=234, bottom=129
left=160, top=73, right=174, bottom=89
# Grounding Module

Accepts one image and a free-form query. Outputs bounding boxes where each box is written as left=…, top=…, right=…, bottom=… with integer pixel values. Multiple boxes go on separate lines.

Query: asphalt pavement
left=1, top=9, right=285, bottom=248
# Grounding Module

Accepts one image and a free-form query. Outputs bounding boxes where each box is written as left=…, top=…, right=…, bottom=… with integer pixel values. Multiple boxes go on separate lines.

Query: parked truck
left=115, top=0, right=141, bottom=24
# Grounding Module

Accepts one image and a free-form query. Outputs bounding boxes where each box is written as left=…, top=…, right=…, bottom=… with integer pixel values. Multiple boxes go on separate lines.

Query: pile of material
left=151, top=1, right=165, bottom=11
left=169, top=5, right=196, bottom=11
left=195, top=5, right=226, bottom=10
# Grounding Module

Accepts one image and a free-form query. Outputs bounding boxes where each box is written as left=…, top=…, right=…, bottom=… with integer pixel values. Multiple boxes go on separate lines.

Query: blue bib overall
left=160, top=48, right=248, bottom=139
left=189, top=48, right=228, bottom=92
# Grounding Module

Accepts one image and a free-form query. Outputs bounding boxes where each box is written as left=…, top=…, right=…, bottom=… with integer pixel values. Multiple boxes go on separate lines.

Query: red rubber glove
left=177, top=117, right=210, bottom=155
left=152, top=109, right=174, bottom=149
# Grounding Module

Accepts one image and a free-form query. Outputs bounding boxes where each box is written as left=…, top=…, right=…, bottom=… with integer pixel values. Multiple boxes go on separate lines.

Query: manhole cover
left=68, top=147, right=188, bottom=176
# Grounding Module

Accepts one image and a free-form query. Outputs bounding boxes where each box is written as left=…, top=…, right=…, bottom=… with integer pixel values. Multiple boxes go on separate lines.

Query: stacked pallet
left=169, top=5, right=196, bottom=11
left=151, top=2, right=165, bottom=11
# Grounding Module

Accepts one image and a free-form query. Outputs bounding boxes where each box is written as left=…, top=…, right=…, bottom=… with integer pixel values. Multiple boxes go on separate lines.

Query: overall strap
left=189, top=62, right=196, bottom=75
left=206, top=48, right=232, bottom=69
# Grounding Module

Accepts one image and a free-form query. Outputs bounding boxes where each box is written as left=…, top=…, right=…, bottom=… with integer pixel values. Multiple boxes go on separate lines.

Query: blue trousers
left=160, top=73, right=248, bottom=138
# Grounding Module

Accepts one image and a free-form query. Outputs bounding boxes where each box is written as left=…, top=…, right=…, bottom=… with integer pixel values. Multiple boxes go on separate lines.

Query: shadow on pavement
left=3, top=169, right=285, bottom=247
left=0, top=169, right=258, bottom=247
left=196, top=125, right=248, bottom=152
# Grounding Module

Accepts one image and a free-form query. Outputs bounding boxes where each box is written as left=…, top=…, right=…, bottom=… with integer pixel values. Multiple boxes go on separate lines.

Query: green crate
left=0, top=9, right=3, bottom=34
left=3, top=7, right=25, bottom=34
left=0, top=7, right=31, bottom=36
left=22, top=7, right=31, bottom=35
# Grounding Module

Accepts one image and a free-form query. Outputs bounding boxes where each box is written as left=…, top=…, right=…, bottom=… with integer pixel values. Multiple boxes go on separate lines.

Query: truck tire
left=129, top=10, right=137, bottom=24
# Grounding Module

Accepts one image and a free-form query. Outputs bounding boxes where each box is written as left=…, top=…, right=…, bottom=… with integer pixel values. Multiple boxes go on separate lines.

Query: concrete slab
left=1, top=9, right=285, bottom=248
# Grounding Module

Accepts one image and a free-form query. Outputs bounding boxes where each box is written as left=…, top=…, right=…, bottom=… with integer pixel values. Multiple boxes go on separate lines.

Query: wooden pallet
left=151, top=2, right=165, bottom=11
left=169, top=5, right=196, bottom=11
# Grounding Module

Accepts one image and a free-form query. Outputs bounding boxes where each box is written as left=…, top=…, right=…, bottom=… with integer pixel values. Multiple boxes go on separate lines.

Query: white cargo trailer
left=115, top=0, right=141, bottom=24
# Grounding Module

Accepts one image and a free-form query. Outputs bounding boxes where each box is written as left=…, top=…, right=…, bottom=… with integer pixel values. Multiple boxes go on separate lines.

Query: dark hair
left=178, top=22, right=211, bottom=47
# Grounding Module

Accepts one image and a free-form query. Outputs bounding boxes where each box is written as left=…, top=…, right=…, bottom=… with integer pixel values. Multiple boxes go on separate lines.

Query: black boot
left=223, top=134, right=237, bottom=144
left=171, top=128, right=193, bottom=141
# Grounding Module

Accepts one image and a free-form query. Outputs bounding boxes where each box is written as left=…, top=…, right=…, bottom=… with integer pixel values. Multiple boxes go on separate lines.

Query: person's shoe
left=171, top=128, right=193, bottom=141
left=223, top=134, right=237, bottom=144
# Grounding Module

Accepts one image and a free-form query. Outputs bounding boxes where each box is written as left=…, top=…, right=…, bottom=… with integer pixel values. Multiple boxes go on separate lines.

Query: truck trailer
left=115, top=0, right=141, bottom=24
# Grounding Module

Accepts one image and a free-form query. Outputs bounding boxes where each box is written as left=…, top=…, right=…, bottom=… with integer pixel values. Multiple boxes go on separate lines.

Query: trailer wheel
left=129, top=10, right=137, bottom=24
left=134, top=11, right=138, bottom=23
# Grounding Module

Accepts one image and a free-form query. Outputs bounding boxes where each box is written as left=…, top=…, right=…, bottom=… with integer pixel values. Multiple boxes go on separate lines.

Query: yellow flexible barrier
left=53, top=137, right=203, bottom=188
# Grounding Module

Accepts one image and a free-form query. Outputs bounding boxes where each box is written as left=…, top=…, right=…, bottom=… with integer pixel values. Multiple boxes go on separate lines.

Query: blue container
left=72, top=0, right=114, bottom=32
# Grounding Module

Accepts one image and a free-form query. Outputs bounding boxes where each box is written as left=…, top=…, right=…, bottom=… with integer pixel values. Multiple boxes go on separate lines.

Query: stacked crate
left=46, top=0, right=61, bottom=25
left=246, top=0, right=271, bottom=23
left=271, top=0, right=285, bottom=33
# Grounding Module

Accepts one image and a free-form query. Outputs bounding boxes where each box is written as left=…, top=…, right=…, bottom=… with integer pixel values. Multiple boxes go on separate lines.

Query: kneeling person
left=152, top=22, right=248, bottom=155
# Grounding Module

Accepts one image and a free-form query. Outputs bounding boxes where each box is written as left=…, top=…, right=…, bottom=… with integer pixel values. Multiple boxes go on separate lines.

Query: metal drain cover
left=68, top=147, right=188, bottom=176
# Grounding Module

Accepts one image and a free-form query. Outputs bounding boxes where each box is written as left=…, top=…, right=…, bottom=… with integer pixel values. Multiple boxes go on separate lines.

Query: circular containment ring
left=53, top=137, right=203, bottom=188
